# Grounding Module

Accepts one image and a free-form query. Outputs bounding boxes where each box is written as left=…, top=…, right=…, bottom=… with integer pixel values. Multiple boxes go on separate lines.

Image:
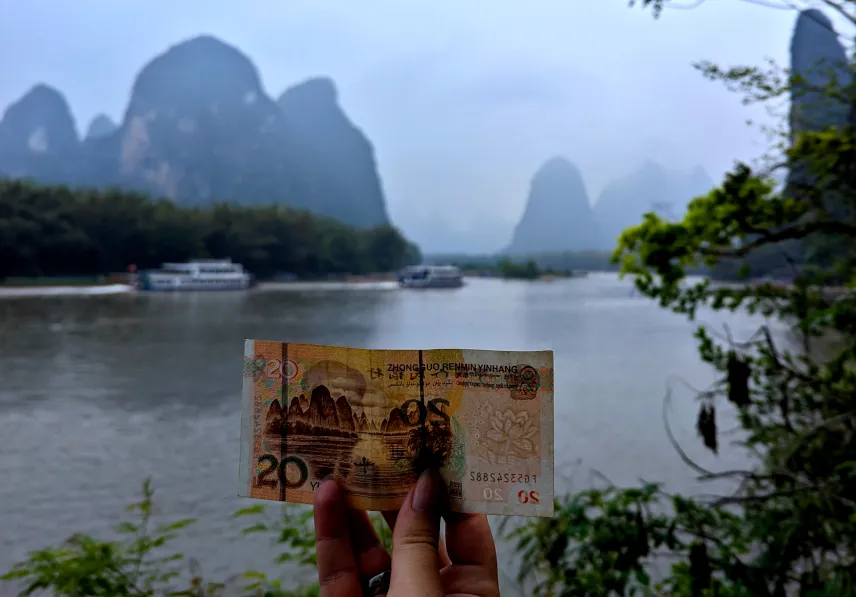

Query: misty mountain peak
left=532, top=156, right=583, bottom=184
left=529, top=157, right=586, bottom=206
left=504, top=156, right=600, bottom=254
left=128, top=34, right=269, bottom=119
left=0, top=36, right=390, bottom=229
left=632, top=161, right=669, bottom=185
left=0, top=84, right=79, bottom=155
left=85, top=114, right=117, bottom=140
left=275, top=77, right=390, bottom=227
left=278, top=77, right=339, bottom=110
left=690, top=164, right=708, bottom=178
left=791, top=9, right=846, bottom=74
left=790, top=8, right=849, bottom=136
left=794, top=9, right=834, bottom=40
left=687, top=165, right=713, bottom=191
left=538, top=155, right=577, bottom=171
left=117, top=34, right=285, bottom=200
left=0, top=83, right=82, bottom=183
left=592, top=162, right=712, bottom=249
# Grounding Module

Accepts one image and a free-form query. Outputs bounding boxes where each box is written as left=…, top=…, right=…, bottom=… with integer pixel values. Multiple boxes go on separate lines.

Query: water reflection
left=0, top=289, right=397, bottom=414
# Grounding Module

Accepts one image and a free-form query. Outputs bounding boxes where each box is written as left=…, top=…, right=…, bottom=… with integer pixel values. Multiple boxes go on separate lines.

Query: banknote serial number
left=470, top=472, right=538, bottom=484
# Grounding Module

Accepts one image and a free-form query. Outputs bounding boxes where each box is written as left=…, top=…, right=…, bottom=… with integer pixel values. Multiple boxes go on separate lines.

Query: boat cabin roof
left=404, top=265, right=460, bottom=273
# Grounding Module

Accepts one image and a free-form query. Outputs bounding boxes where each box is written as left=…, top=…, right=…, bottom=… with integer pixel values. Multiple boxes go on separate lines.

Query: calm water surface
left=0, top=275, right=778, bottom=592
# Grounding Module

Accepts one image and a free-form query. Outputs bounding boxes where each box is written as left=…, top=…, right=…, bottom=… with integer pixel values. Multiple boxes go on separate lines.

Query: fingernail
left=412, top=469, right=439, bottom=512
left=323, top=473, right=335, bottom=482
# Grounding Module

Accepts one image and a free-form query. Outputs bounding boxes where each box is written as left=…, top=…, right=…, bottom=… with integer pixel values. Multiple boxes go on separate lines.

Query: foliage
left=431, top=250, right=735, bottom=279
left=496, top=258, right=544, bottom=280
left=427, top=250, right=617, bottom=274
left=233, top=502, right=392, bottom=571
left=0, top=179, right=420, bottom=280
left=0, top=481, right=394, bottom=597
left=0, top=480, right=223, bottom=597
left=503, top=3, right=856, bottom=596
left=448, top=256, right=580, bottom=279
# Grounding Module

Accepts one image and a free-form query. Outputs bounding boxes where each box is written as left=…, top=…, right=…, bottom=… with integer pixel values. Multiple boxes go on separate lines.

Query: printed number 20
left=483, top=488, right=502, bottom=501
left=517, top=490, right=540, bottom=505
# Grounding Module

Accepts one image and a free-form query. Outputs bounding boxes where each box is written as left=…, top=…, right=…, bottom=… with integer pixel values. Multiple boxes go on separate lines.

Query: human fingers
left=382, top=509, right=452, bottom=567
left=387, top=469, right=445, bottom=597
left=440, top=512, right=500, bottom=597
left=444, top=512, right=497, bottom=571
left=313, top=480, right=362, bottom=597
left=347, top=509, right=392, bottom=580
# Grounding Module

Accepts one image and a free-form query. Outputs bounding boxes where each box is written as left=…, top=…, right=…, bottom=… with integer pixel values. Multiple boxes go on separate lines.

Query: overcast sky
left=0, top=0, right=848, bottom=252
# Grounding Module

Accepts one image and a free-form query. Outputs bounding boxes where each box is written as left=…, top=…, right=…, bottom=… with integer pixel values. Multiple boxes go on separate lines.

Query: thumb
left=388, top=468, right=445, bottom=597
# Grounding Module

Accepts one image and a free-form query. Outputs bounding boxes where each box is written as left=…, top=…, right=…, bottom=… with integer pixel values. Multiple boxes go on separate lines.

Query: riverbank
left=0, top=270, right=597, bottom=299
left=0, top=284, right=135, bottom=299
left=256, top=280, right=399, bottom=292
left=0, top=280, right=403, bottom=299
left=456, top=258, right=588, bottom=281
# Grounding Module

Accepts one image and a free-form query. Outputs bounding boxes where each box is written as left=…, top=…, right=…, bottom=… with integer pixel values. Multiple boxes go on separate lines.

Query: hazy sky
left=0, top=0, right=848, bottom=252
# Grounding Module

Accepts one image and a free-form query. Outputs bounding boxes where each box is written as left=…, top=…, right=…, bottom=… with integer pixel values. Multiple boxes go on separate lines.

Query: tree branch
left=819, top=0, right=856, bottom=26
left=700, top=219, right=856, bottom=260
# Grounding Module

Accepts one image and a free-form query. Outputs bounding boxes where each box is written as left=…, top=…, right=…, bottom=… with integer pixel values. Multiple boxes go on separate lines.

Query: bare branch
left=819, top=0, right=856, bottom=26
left=654, top=0, right=854, bottom=43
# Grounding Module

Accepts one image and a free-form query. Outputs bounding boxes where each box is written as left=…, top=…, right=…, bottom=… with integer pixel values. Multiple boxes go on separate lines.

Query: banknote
left=239, top=340, right=554, bottom=517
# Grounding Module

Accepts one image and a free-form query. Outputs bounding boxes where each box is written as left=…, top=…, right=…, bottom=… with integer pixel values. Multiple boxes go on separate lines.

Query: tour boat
left=398, top=265, right=464, bottom=289
left=137, top=259, right=252, bottom=291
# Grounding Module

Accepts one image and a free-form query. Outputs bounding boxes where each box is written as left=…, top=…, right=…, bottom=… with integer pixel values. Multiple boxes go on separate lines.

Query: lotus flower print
left=482, top=408, right=538, bottom=464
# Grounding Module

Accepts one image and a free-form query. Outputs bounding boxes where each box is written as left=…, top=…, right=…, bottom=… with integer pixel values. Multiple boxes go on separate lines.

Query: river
left=0, top=274, right=778, bottom=594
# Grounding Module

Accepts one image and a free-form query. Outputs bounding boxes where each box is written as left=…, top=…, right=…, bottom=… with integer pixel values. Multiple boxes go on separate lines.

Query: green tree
left=365, top=224, right=411, bottom=272
left=506, top=3, right=856, bottom=596
left=497, top=258, right=543, bottom=280
left=0, top=180, right=419, bottom=281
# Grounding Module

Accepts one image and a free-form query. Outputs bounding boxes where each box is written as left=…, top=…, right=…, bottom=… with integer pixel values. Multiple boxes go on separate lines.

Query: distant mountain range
left=506, top=7, right=856, bottom=258
left=503, top=157, right=713, bottom=255
left=0, top=35, right=390, bottom=229
left=264, top=384, right=423, bottom=438
left=9, top=31, right=803, bottom=257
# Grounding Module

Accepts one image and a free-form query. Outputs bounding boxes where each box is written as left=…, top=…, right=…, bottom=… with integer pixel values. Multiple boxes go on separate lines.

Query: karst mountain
left=0, top=35, right=390, bottom=228
left=505, top=157, right=600, bottom=255
left=503, top=157, right=713, bottom=255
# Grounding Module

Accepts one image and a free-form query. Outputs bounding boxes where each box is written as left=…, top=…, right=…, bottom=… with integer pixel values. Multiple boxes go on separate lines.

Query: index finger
left=444, top=512, right=497, bottom=571
left=382, top=510, right=452, bottom=567
left=348, top=509, right=391, bottom=579
left=313, top=480, right=362, bottom=597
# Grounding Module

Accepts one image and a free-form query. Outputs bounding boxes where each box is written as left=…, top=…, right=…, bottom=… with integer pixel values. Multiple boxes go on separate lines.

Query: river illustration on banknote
left=239, top=340, right=555, bottom=517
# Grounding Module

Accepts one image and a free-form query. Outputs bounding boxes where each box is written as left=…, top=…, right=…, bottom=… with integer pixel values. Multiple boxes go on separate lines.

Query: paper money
left=239, top=340, right=554, bottom=517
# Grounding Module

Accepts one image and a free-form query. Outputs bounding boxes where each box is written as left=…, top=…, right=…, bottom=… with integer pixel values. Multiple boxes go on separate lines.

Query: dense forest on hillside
left=0, top=179, right=420, bottom=280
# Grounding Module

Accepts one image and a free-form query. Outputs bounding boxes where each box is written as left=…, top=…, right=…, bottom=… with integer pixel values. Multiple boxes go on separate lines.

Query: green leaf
left=233, top=504, right=267, bottom=518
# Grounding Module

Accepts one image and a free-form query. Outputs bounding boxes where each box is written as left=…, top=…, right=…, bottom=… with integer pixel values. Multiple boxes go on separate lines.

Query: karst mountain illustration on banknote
left=239, top=340, right=554, bottom=517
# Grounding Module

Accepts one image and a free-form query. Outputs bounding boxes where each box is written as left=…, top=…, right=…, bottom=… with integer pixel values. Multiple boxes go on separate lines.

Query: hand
left=313, top=469, right=500, bottom=597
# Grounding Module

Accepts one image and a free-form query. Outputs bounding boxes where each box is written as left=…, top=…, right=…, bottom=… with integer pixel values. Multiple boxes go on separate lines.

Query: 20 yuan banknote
left=239, top=340, right=554, bottom=517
